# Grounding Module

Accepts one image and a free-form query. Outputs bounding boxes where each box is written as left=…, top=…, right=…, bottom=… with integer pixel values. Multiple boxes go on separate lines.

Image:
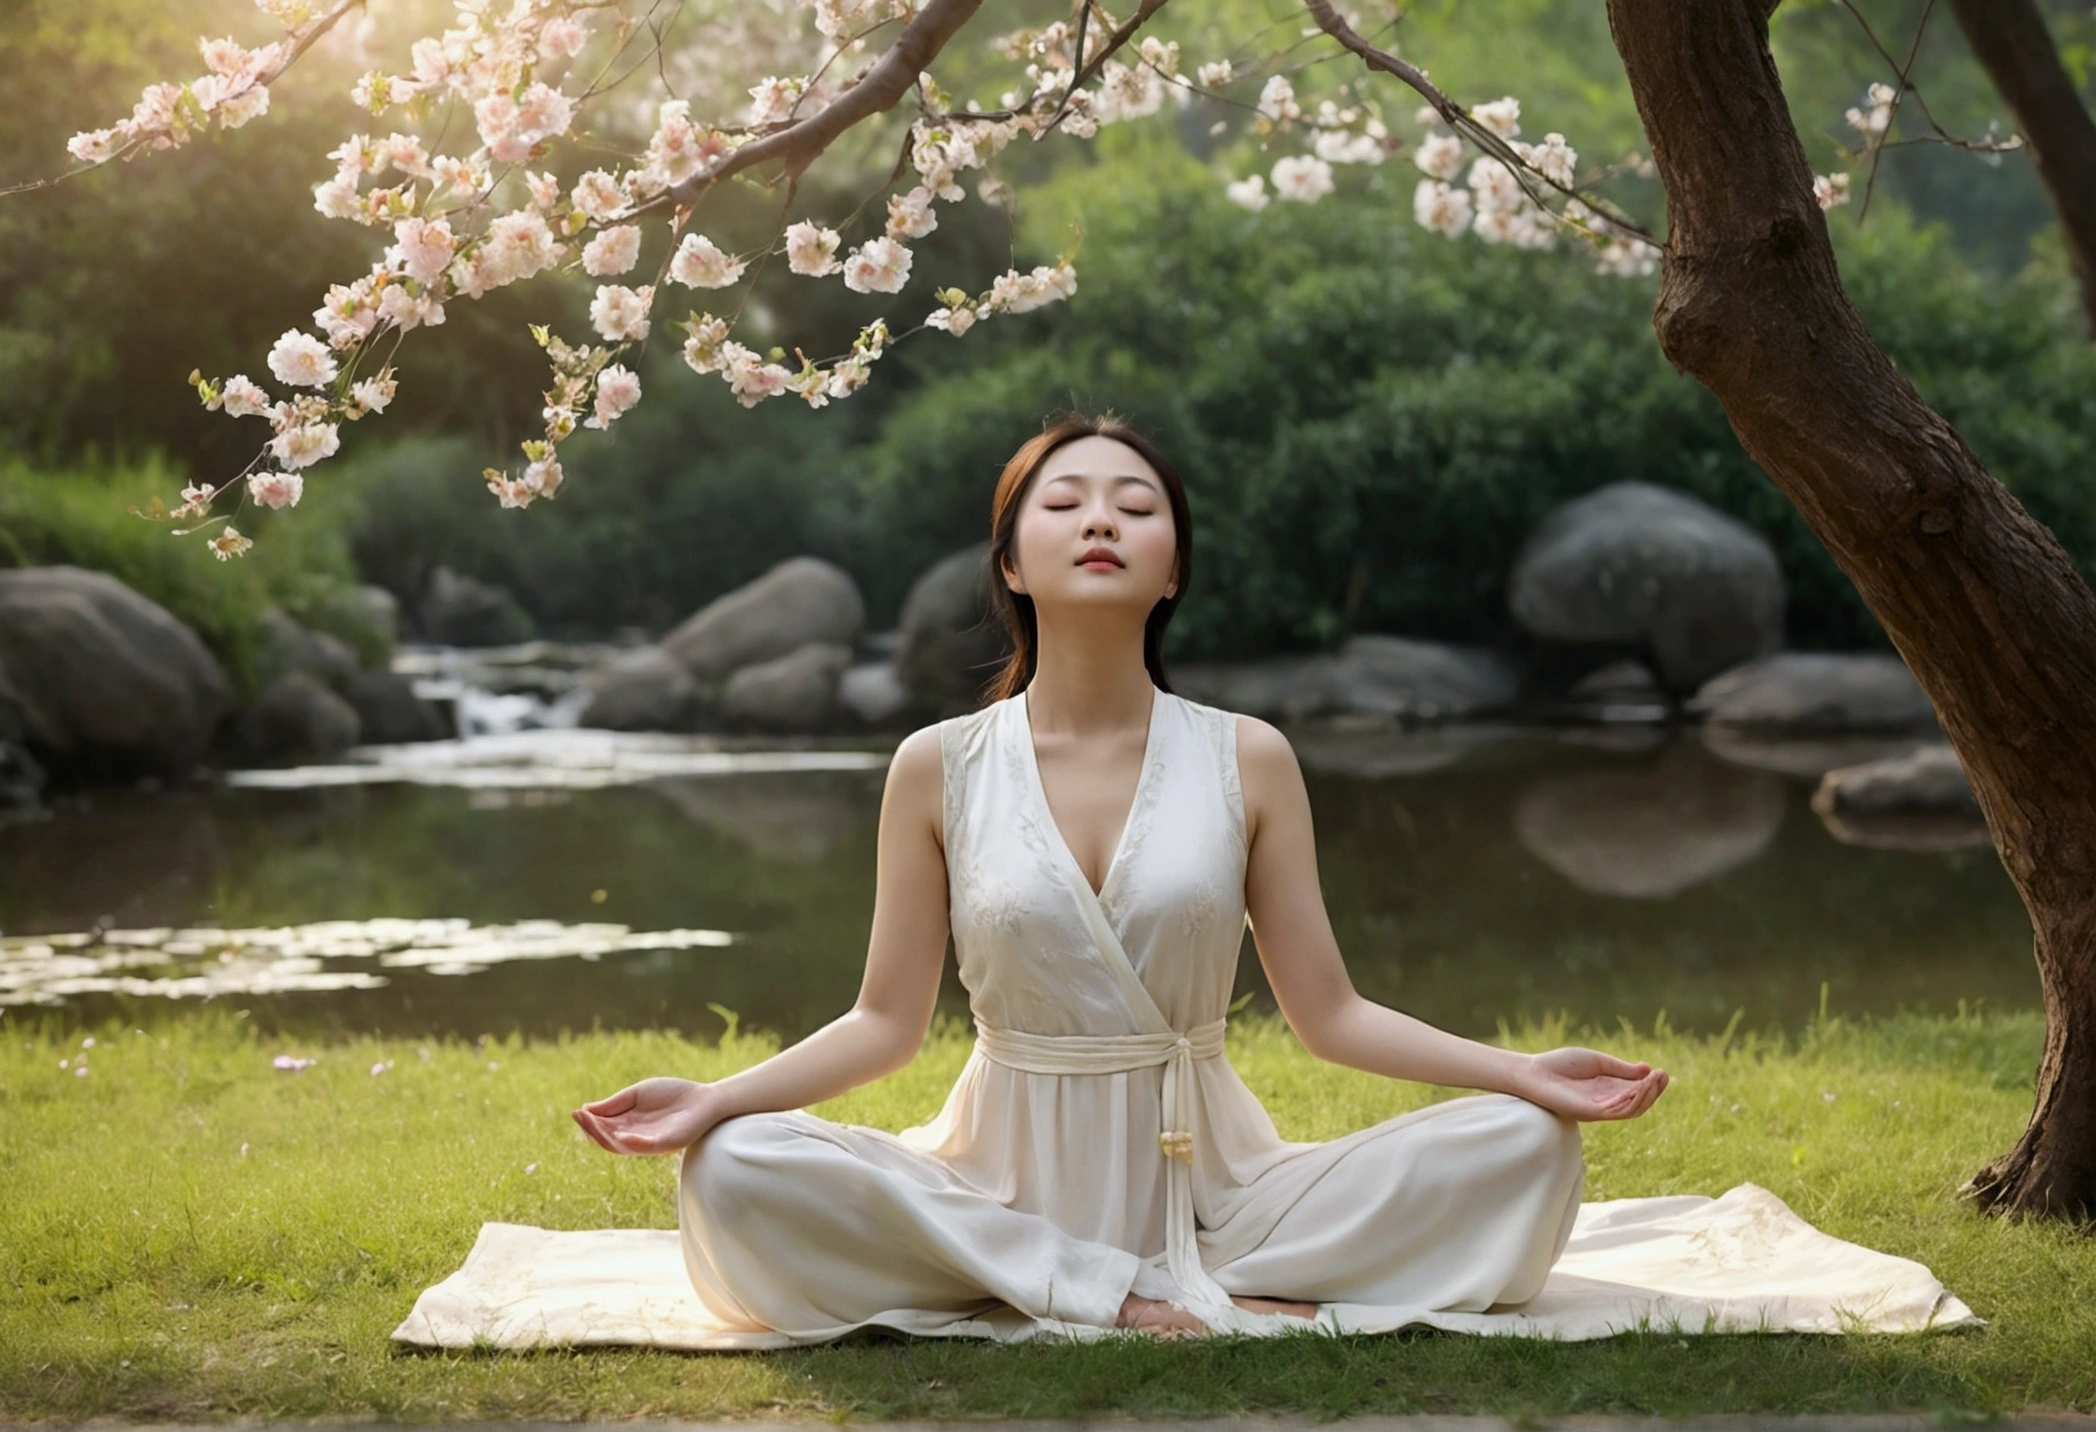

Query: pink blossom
left=586, top=364, right=642, bottom=429
left=668, top=233, right=745, bottom=289
left=582, top=225, right=641, bottom=277
left=247, top=472, right=304, bottom=509
left=272, top=1053, right=315, bottom=1072
left=270, top=422, right=341, bottom=469
left=841, top=236, right=913, bottom=295
left=783, top=221, right=842, bottom=277
left=589, top=284, right=654, bottom=342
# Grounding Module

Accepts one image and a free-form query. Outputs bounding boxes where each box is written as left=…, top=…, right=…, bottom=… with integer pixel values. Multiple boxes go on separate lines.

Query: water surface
left=0, top=726, right=2035, bottom=1043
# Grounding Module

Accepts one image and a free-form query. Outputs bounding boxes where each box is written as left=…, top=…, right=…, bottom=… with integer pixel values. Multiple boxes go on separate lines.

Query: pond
left=0, top=723, right=2037, bottom=1045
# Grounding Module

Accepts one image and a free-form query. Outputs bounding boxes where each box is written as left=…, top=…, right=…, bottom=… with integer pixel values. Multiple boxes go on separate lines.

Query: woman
left=572, top=413, right=1670, bottom=1342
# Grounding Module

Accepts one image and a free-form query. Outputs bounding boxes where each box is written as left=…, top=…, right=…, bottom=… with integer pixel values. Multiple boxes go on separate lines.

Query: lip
left=1076, top=546, right=1124, bottom=569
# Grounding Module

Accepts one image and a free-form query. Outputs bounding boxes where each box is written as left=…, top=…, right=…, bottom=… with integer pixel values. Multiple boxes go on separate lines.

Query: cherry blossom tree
left=25, top=0, right=2096, bottom=1219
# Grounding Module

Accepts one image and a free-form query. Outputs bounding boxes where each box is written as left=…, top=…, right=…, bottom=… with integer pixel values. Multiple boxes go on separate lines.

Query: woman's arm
left=1236, top=715, right=1668, bottom=1123
left=573, top=723, right=953, bottom=1154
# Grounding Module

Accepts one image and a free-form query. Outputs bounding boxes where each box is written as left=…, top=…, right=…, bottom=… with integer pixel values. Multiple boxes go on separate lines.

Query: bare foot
left=1116, top=1292, right=1318, bottom=1337
left=1230, top=1293, right=1318, bottom=1320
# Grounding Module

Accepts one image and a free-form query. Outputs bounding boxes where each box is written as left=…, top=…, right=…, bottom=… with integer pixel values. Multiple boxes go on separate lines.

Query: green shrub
left=0, top=451, right=372, bottom=692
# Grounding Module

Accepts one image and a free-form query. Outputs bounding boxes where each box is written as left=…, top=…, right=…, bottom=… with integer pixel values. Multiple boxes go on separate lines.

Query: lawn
left=2, top=1000, right=2091, bottom=1421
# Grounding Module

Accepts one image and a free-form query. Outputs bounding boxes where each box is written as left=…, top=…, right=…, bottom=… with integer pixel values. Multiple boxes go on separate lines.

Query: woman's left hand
left=1516, top=1047, right=1669, bottom=1122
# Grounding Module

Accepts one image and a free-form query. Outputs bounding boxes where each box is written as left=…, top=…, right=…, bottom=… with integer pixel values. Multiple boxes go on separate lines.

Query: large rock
left=720, top=641, right=853, bottom=732
left=342, top=669, right=449, bottom=744
left=1508, top=481, right=1785, bottom=689
left=0, top=565, right=233, bottom=777
left=577, top=647, right=705, bottom=732
left=894, top=543, right=1010, bottom=715
left=1810, top=744, right=1990, bottom=852
left=258, top=607, right=359, bottom=691
left=419, top=566, right=535, bottom=647
left=840, top=661, right=914, bottom=728
left=662, top=557, right=864, bottom=684
left=228, top=672, right=361, bottom=766
left=1687, top=651, right=1938, bottom=732
left=1513, top=743, right=1786, bottom=899
left=1177, top=635, right=1519, bottom=724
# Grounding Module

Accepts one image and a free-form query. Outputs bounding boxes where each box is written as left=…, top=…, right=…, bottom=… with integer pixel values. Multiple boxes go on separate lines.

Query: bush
left=0, top=451, right=372, bottom=692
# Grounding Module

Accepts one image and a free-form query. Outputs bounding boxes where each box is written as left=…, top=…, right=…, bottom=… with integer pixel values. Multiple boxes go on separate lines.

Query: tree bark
left=1605, top=0, right=2096, bottom=1219
left=1948, top=0, right=2096, bottom=339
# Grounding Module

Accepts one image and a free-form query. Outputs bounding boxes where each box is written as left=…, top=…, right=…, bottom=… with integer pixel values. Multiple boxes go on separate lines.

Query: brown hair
left=980, top=412, right=1193, bottom=705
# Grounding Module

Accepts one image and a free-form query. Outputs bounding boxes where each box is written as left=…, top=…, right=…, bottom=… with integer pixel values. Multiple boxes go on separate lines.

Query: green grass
left=2, top=1002, right=2091, bottom=1421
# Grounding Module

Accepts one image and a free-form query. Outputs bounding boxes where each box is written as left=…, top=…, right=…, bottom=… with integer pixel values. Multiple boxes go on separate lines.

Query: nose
left=1082, top=501, right=1118, bottom=540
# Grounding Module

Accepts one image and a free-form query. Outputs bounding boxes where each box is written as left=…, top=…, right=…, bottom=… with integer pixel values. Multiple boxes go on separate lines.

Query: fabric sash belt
left=974, top=1017, right=1263, bottom=1331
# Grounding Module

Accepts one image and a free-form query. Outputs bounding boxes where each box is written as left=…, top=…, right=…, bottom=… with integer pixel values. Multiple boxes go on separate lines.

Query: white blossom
left=270, top=421, right=341, bottom=469
left=1847, top=81, right=1896, bottom=135
left=1413, top=133, right=1464, bottom=180
left=1814, top=171, right=1852, bottom=210
left=350, top=373, right=396, bottom=415
left=570, top=170, right=626, bottom=221
left=387, top=217, right=456, bottom=284
left=1196, top=59, right=1233, bottom=88
left=586, top=364, right=641, bottom=429
left=582, top=224, right=642, bottom=277
left=1515, top=132, right=1578, bottom=187
left=668, top=232, right=746, bottom=289
left=841, top=236, right=913, bottom=294
left=1412, top=178, right=1472, bottom=237
left=784, top=221, right=843, bottom=276
left=1472, top=96, right=1521, bottom=139
left=885, top=186, right=939, bottom=240
left=1225, top=173, right=1270, bottom=211
left=1257, top=74, right=1300, bottom=123
left=219, top=375, right=270, bottom=418
left=209, top=526, right=253, bottom=561
left=247, top=471, right=304, bottom=509
left=747, top=75, right=806, bottom=126
left=537, top=17, right=587, bottom=61
left=266, top=330, right=338, bottom=388
left=589, top=284, right=654, bottom=342
left=926, top=304, right=977, bottom=336
left=1271, top=154, right=1334, bottom=202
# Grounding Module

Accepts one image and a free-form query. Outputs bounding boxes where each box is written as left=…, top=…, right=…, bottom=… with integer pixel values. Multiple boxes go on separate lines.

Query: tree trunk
left=1604, top=0, right=2096, bottom=1219
left=1948, top=0, right=2096, bottom=339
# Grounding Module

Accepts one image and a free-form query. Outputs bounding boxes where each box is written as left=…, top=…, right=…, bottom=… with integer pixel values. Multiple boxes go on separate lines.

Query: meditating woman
left=571, top=412, right=1671, bottom=1341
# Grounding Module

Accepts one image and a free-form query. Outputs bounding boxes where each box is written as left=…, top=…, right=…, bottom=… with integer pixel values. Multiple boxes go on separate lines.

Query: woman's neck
left=1024, top=616, right=1155, bottom=737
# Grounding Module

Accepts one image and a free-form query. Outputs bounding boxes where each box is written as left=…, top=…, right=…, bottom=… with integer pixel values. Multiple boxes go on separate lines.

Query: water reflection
left=1512, top=744, right=1786, bottom=899
left=0, top=729, right=2037, bottom=1043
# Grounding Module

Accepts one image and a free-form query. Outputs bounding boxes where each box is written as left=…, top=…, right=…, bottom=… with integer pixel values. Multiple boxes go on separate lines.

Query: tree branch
left=657, top=0, right=983, bottom=209
left=1299, top=0, right=1655, bottom=244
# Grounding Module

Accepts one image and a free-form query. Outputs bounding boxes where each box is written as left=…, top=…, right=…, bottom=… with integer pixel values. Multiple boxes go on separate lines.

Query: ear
left=999, top=549, right=1026, bottom=595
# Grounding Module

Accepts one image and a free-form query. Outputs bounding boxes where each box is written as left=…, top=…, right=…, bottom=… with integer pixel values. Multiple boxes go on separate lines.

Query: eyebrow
left=1042, top=472, right=1160, bottom=490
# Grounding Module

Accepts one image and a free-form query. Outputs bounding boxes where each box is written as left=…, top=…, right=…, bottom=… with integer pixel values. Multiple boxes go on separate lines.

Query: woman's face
left=1001, top=434, right=1179, bottom=619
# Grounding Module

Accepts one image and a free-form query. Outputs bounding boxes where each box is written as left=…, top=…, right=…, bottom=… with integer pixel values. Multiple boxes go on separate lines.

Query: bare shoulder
left=1231, top=713, right=1302, bottom=785
left=885, top=722, right=945, bottom=800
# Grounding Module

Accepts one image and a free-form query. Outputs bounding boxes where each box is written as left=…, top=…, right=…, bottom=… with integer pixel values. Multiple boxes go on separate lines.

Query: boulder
left=721, top=641, right=854, bottom=732
left=258, top=607, right=359, bottom=691
left=1810, top=744, right=1990, bottom=852
left=0, top=565, right=233, bottom=777
left=662, top=557, right=864, bottom=683
left=1687, top=651, right=1938, bottom=732
left=840, top=661, right=915, bottom=727
left=894, top=543, right=1010, bottom=715
left=419, top=566, right=536, bottom=647
left=1554, top=659, right=1671, bottom=724
left=1508, top=481, right=1785, bottom=689
left=341, top=669, right=449, bottom=744
left=1176, top=636, right=1519, bottom=725
left=577, top=647, right=706, bottom=732
left=228, top=672, right=361, bottom=766
left=1513, top=743, right=1786, bottom=899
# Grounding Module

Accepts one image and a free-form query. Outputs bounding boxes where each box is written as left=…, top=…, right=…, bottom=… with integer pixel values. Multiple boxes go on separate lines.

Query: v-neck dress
left=673, top=688, right=1586, bottom=1341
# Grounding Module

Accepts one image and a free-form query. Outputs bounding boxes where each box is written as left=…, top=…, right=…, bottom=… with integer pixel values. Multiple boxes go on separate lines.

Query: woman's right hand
left=572, top=1077, right=723, bottom=1155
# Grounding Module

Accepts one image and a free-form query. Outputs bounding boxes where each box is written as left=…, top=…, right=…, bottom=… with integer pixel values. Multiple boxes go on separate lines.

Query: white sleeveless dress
left=391, top=685, right=1977, bottom=1348
left=675, top=687, right=1587, bottom=1340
